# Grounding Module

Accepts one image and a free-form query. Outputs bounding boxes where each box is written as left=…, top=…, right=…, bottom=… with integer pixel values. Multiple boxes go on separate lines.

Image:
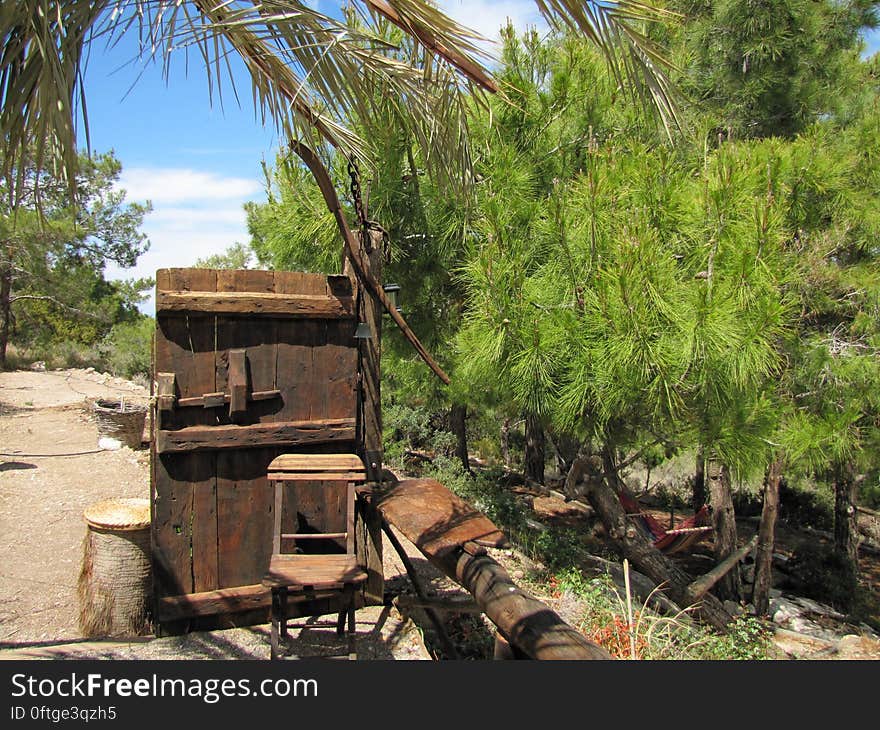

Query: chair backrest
left=268, top=453, right=366, bottom=557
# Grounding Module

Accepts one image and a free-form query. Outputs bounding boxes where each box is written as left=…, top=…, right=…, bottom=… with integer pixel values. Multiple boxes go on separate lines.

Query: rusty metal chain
left=347, top=157, right=393, bottom=263
left=347, top=157, right=372, bottom=254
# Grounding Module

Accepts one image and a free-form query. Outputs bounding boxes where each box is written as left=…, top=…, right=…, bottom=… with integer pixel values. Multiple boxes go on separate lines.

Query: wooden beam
left=290, top=141, right=450, bottom=384
left=227, top=349, right=248, bottom=417
left=685, top=536, right=758, bottom=601
left=157, top=584, right=340, bottom=622
left=156, top=419, right=356, bottom=453
left=156, top=290, right=355, bottom=318
left=156, top=372, right=176, bottom=412
left=377, top=479, right=611, bottom=660
left=382, top=522, right=460, bottom=659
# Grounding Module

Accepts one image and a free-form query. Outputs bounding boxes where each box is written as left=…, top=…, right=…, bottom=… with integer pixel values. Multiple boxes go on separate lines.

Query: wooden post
left=360, top=229, right=384, bottom=482
left=350, top=227, right=385, bottom=607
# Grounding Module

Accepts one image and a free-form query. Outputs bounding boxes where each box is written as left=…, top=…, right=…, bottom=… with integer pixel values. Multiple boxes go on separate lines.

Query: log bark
left=692, top=446, right=707, bottom=512
left=377, top=479, right=610, bottom=659
left=583, top=475, right=733, bottom=630
left=833, top=461, right=859, bottom=571
left=454, top=548, right=612, bottom=659
left=0, top=252, right=11, bottom=367
left=753, top=457, right=783, bottom=615
left=524, top=412, right=545, bottom=485
left=450, top=404, right=471, bottom=474
left=500, top=418, right=511, bottom=469
left=707, top=460, right=743, bottom=602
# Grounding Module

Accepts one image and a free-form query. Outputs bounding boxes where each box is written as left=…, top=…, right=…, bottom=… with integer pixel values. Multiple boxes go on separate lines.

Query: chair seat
left=262, top=554, right=368, bottom=590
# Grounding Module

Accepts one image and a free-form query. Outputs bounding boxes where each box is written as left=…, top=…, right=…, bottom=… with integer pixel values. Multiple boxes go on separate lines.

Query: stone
left=98, top=437, right=122, bottom=451
left=723, top=600, right=744, bottom=616
left=790, top=596, right=845, bottom=621
left=29, top=361, right=46, bottom=372
left=770, top=596, right=802, bottom=625
left=789, top=616, right=839, bottom=642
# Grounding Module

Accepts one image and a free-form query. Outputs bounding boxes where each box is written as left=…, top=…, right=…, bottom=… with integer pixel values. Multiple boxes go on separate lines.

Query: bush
left=788, top=542, right=858, bottom=611
left=100, top=317, right=153, bottom=379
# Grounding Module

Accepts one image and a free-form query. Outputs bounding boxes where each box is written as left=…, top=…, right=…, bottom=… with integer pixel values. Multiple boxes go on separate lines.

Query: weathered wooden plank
left=152, top=459, right=195, bottom=598
left=175, top=390, right=282, bottom=408
left=217, top=448, right=275, bottom=589
left=155, top=313, right=216, bottom=430
left=356, top=490, right=384, bottom=606
left=269, top=453, right=365, bottom=472
left=156, top=419, right=356, bottom=453
left=376, top=478, right=507, bottom=558
left=156, top=372, right=176, bottom=412
left=269, top=472, right=365, bottom=482
left=189, top=455, right=219, bottom=594
left=161, top=268, right=218, bottom=293
left=216, top=269, right=275, bottom=294
left=325, top=319, right=358, bottom=422
left=157, top=291, right=355, bottom=317
left=156, top=583, right=346, bottom=621
left=228, top=348, right=248, bottom=417
left=274, top=271, right=332, bottom=296
left=275, top=319, right=319, bottom=422
left=308, top=320, right=330, bottom=420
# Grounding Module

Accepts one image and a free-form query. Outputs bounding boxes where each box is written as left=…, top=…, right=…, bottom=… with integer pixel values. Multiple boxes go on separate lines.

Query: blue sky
left=87, top=2, right=879, bottom=312
left=92, top=1, right=540, bottom=312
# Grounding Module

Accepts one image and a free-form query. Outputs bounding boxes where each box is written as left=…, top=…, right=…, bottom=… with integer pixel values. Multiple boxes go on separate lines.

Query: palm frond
left=535, top=0, right=682, bottom=136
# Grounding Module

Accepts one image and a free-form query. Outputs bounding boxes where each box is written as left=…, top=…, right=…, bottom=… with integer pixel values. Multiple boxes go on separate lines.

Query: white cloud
left=107, top=167, right=262, bottom=313
left=436, top=0, right=547, bottom=60
left=117, top=167, right=263, bottom=205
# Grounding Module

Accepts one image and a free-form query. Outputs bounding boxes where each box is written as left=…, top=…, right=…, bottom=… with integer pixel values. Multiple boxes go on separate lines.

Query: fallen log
left=685, top=536, right=758, bottom=601
left=376, top=479, right=612, bottom=660
left=581, top=469, right=733, bottom=630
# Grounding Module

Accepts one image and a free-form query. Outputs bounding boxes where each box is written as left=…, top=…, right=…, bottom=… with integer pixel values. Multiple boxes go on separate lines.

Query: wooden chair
left=261, top=453, right=368, bottom=660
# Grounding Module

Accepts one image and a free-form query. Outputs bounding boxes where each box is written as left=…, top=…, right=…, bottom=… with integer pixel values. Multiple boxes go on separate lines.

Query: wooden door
left=151, top=269, right=365, bottom=632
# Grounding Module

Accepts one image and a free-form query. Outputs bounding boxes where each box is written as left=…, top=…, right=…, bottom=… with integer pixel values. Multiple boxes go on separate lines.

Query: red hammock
left=618, top=492, right=712, bottom=555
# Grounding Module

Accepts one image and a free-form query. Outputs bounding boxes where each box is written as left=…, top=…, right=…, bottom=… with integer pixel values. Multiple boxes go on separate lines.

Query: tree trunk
left=500, top=418, right=511, bottom=469
left=707, top=460, right=743, bottom=602
left=524, top=412, right=545, bottom=485
left=582, top=468, right=733, bottom=631
left=449, top=403, right=471, bottom=474
left=753, top=456, right=783, bottom=615
left=833, top=461, right=859, bottom=572
left=692, top=446, right=707, bottom=512
left=0, top=257, right=12, bottom=368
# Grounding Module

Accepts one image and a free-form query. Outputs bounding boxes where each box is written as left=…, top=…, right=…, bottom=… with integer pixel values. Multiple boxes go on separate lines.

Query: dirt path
left=0, top=369, right=151, bottom=644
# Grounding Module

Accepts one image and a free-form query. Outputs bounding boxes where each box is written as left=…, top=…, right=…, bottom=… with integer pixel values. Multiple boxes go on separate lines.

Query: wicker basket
left=92, top=398, right=147, bottom=449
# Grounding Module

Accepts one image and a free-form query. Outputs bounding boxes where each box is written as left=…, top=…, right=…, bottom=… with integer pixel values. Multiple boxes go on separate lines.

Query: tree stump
left=78, top=498, right=152, bottom=637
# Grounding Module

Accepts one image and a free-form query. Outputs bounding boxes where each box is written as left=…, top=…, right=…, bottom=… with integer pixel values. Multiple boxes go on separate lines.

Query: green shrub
left=100, top=317, right=153, bottom=379
left=788, top=542, right=858, bottom=611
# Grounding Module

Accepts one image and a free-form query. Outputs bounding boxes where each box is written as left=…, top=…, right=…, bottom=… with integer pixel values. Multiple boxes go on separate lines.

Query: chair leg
left=344, top=585, right=357, bottom=660
left=279, top=587, right=288, bottom=638
left=336, top=601, right=347, bottom=636
left=270, top=589, right=281, bottom=660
